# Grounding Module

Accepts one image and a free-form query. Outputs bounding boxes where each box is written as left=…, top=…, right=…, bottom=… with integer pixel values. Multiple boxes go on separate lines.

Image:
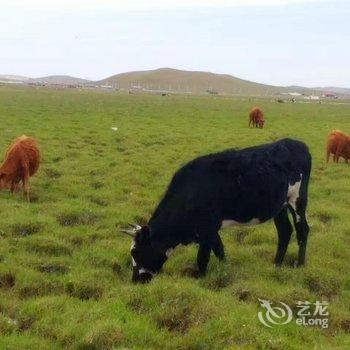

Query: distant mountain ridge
left=29, top=75, right=92, bottom=85
left=0, top=74, right=92, bottom=85
left=97, top=68, right=350, bottom=96
left=97, top=68, right=283, bottom=95
left=1, top=69, right=349, bottom=96
left=0, top=75, right=30, bottom=82
left=313, top=87, right=350, bottom=95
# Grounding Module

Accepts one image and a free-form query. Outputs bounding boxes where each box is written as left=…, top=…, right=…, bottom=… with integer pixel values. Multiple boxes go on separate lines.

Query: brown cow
left=249, top=107, right=265, bottom=128
left=326, top=130, right=350, bottom=163
left=0, top=135, right=40, bottom=200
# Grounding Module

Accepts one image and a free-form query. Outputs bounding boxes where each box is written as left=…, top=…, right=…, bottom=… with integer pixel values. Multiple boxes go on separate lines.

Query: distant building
left=323, top=93, right=338, bottom=99
left=304, top=95, right=320, bottom=100
left=100, top=85, right=114, bottom=89
left=280, top=92, right=302, bottom=96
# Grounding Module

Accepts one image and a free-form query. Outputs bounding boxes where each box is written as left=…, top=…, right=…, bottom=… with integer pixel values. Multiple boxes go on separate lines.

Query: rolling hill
left=0, top=75, right=30, bottom=82
left=29, top=75, right=92, bottom=85
left=98, top=68, right=350, bottom=97
left=97, top=67, right=285, bottom=95
left=0, top=74, right=92, bottom=85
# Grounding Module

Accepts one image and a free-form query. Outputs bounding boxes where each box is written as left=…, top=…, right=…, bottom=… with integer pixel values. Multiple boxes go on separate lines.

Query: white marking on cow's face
left=138, top=268, right=155, bottom=276
left=287, top=174, right=302, bottom=222
left=221, top=218, right=260, bottom=229
left=132, top=258, right=137, bottom=267
left=165, top=248, right=173, bottom=257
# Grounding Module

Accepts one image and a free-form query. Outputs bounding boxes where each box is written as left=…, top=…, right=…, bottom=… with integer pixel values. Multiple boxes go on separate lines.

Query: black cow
left=125, top=138, right=312, bottom=283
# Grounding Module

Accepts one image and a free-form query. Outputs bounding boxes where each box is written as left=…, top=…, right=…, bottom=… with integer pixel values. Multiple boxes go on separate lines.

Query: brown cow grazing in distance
left=0, top=135, right=40, bottom=201
left=326, top=130, right=350, bottom=163
left=249, top=107, right=265, bottom=128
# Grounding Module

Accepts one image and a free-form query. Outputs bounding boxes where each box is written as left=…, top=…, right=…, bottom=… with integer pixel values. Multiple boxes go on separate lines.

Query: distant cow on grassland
left=326, top=130, right=350, bottom=163
left=123, top=139, right=312, bottom=283
left=249, top=107, right=265, bottom=128
left=0, top=135, right=40, bottom=201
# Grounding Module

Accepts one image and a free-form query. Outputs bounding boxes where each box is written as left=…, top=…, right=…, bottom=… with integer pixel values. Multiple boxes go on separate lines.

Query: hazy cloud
left=1, top=0, right=349, bottom=87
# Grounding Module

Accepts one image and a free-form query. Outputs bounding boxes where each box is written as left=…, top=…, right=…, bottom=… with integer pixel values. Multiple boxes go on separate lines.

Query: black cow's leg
left=196, top=243, right=211, bottom=276
left=211, top=233, right=225, bottom=261
left=289, top=204, right=309, bottom=267
left=287, top=174, right=310, bottom=267
left=295, top=217, right=309, bottom=266
left=274, top=206, right=293, bottom=266
left=194, top=219, right=222, bottom=276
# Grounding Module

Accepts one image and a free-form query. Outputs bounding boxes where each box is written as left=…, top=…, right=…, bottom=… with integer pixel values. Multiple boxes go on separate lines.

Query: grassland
left=0, top=86, right=349, bottom=349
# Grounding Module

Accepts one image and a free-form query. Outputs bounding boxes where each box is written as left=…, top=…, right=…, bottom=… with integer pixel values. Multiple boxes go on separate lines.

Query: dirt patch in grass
left=51, top=156, right=62, bottom=163
left=57, top=212, right=100, bottom=227
left=0, top=272, right=15, bottom=289
left=37, top=263, right=69, bottom=274
left=29, top=192, right=40, bottom=202
left=78, top=323, right=124, bottom=349
left=69, top=236, right=84, bottom=247
left=340, top=319, right=350, bottom=333
left=305, top=273, right=340, bottom=298
left=94, top=149, right=104, bottom=157
left=127, top=297, right=143, bottom=313
left=88, top=196, right=109, bottom=207
left=316, top=212, right=333, bottom=224
left=155, top=305, right=192, bottom=333
left=45, top=168, right=62, bottom=179
left=128, top=288, right=216, bottom=334
left=65, top=281, right=103, bottom=300
left=111, top=261, right=122, bottom=275
left=235, top=288, right=252, bottom=302
left=90, top=181, right=104, bottom=190
left=18, top=315, right=35, bottom=331
left=19, top=280, right=65, bottom=298
left=202, top=269, right=235, bottom=291
left=28, top=240, right=72, bottom=256
left=10, top=222, right=43, bottom=237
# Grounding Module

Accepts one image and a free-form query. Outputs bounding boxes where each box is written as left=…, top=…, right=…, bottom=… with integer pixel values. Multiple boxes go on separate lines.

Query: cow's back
left=327, top=130, right=349, bottom=152
left=250, top=107, right=263, bottom=121
left=151, top=139, right=310, bottom=229
left=2, top=136, right=40, bottom=176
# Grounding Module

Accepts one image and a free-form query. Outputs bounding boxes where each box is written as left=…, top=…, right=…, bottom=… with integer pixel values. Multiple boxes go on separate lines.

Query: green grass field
left=0, top=87, right=350, bottom=349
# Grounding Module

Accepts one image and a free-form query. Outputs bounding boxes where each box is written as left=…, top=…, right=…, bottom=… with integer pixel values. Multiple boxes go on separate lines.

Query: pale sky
left=0, top=0, right=349, bottom=87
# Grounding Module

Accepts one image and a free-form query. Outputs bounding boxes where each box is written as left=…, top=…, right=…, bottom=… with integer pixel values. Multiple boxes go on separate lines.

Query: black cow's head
left=122, top=224, right=168, bottom=283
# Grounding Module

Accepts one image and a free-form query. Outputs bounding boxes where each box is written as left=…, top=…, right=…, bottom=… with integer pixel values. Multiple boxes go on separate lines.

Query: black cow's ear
left=137, top=226, right=151, bottom=245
